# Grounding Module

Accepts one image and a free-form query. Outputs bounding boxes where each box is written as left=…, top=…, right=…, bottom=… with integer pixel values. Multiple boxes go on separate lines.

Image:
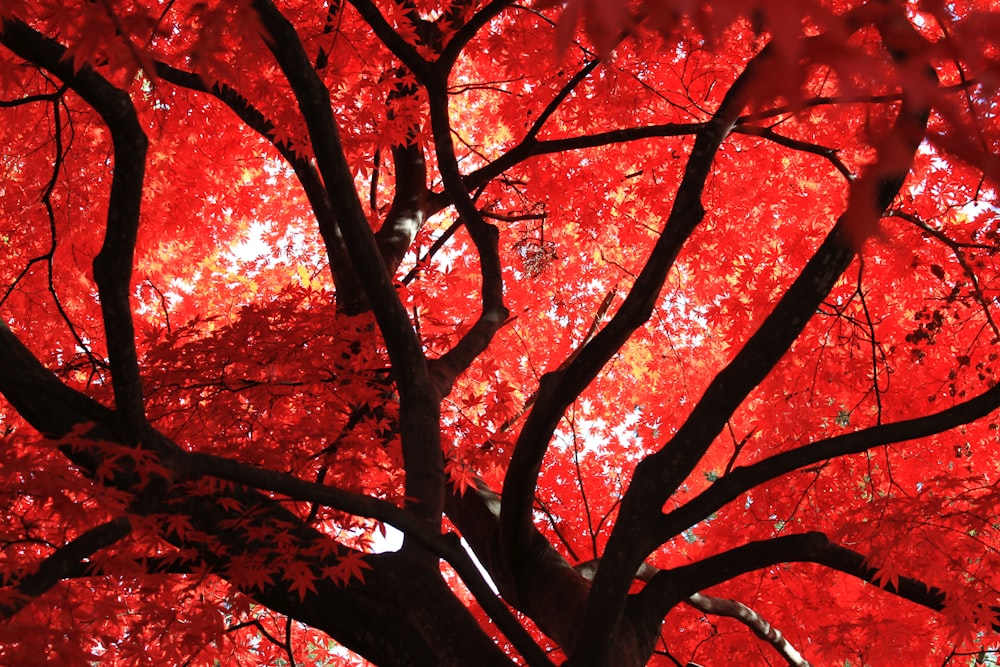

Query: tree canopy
left=1, top=0, right=1000, bottom=665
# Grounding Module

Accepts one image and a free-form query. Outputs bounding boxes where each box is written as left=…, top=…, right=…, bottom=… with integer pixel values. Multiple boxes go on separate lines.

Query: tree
left=0, top=0, right=999, bottom=664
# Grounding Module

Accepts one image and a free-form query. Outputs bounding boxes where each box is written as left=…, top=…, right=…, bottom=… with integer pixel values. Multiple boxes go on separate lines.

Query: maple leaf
left=226, top=554, right=275, bottom=593
left=445, top=458, right=477, bottom=496
left=282, top=561, right=318, bottom=601
left=321, top=552, right=372, bottom=586
left=162, top=514, right=195, bottom=541
left=865, top=553, right=903, bottom=593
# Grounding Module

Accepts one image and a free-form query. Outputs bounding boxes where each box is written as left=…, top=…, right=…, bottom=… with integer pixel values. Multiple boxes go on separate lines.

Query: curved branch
left=151, top=61, right=357, bottom=303
left=633, top=532, right=1000, bottom=665
left=0, top=320, right=139, bottom=488
left=0, top=517, right=132, bottom=620
left=448, top=83, right=957, bottom=215
left=429, top=55, right=606, bottom=213
left=637, top=110, right=926, bottom=504
left=227, top=619, right=290, bottom=657
left=731, top=124, right=853, bottom=179
left=250, top=0, right=424, bottom=385
left=658, top=379, right=1000, bottom=543
left=571, top=6, right=937, bottom=663
left=184, top=451, right=554, bottom=667
left=424, top=64, right=510, bottom=396
left=685, top=593, right=810, bottom=667
left=374, top=69, right=431, bottom=281
left=636, top=1, right=936, bottom=520
left=637, top=532, right=1000, bottom=634
left=444, top=81, right=977, bottom=226
left=0, top=19, right=150, bottom=439
left=438, top=0, right=514, bottom=72
left=445, top=122, right=702, bottom=207
left=0, top=316, right=511, bottom=666
left=346, top=0, right=435, bottom=84
left=0, top=88, right=66, bottom=106
left=503, top=36, right=775, bottom=615
left=1, top=87, right=106, bottom=377
left=185, top=452, right=442, bottom=547
left=636, top=76, right=933, bottom=521
left=575, top=557, right=810, bottom=665
left=445, top=478, right=594, bottom=658
left=250, top=0, right=443, bottom=527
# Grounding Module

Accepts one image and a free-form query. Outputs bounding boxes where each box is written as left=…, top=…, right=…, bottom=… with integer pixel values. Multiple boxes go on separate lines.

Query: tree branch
left=441, top=121, right=703, bottom=211
left=889, top=208, right=1000, bottom=341
left=685, top=593, right=811, bottom=667
left=573, top=557, right=810, bottom=666
left=731, top=124, right=853, bottom=179
left=0, top=19, right=150, bottom=440
left=373, top=69, right=431, bottom=282
left=0, top=517, right=132, bottom=620
left=249, top=0, right=425, bottom=387
left=630, top=531, right=1000, bottom=667
left=0, top=314, right=487, bottom=665
left=659, top=378, right=1000, bottom=543
left=250, top=0, right=443, bottom=527
left=445, top=478, right=594, bottom=658
left=447, top=85, right=952, bottom=216
left=346, top=0, right=435, bottom=84
left=437, top=76, right=981, bottom=227
left=506, top=38, right=774, bottom=642
left=0, top=320, right=137, bottom=482
left=438, top=0, right=514, bottom=72
left=184, top=451, right=554, bottom=667
left=637, top=532, right=999, bottom=633
left=570, top=5, right=937, bottom=662
left=151, top=61, right=357, bottom=304
left=423, top=58, right=510, bottom=397
left=635, top=0, right=936, bottom=521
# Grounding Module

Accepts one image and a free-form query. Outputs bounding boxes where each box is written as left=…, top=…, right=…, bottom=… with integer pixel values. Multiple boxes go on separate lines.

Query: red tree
left=1, top=1, right=1000, bottom=665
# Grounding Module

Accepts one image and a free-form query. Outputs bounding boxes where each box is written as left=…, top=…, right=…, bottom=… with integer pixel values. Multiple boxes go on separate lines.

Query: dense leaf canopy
left=1, top=0, right=1000, bottom=665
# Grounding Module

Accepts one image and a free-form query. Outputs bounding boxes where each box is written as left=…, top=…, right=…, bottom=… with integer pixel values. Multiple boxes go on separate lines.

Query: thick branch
left=374, top=142, right=429, bottom=275
left=574, top=557, right=809, bottom=665
left=685, top=593, right=810, bottom=667
left=0, top=319, right=512, bottom=666
left=250, top=0, right=425, bottom=388
left=636, top=532, right=987, bottom=631
left=438, top=0, right=514, bottom=72
left=444, top=86, right=936, bottom=218
left=424, top=66, right=510, bottom=396
left=502, top=37, right=772, bottom=615
left=0, top=320, right=150, bottom=489
left=0, top=20, right=149, bottom=439
left=571, top=8, right=936, bottom=664
left=446, top=479, right=599, bottom=654
left=630, top=532, right=1000, bottom=667
left=635, top=0, right=936, bottom=523
left=250, top=0, right=443, bottom=527
left=0, top=517, right=132, bottom=619
left=373, top=69, right=431, bottom=283
left=659, top=379, right=1000, bottom=542
left=185, top=452, right=553, bottom=667
left=346, top=0, right=435, bottom=84
left=151, top=61, right=357, bottom=303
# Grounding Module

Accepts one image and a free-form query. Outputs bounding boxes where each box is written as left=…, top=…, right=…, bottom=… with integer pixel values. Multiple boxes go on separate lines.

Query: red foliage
left=1, top=0, right=1000, bottom=665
